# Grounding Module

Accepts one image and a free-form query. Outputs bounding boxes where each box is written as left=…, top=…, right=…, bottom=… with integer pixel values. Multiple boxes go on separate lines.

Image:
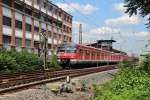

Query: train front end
left=57, top=43, right=77, bottom=67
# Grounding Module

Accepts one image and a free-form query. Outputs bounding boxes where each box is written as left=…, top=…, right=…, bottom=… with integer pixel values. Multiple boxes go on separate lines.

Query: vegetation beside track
left=0, top=49, right=61, bottom=73
left=93, top=55, right=150, bottom=100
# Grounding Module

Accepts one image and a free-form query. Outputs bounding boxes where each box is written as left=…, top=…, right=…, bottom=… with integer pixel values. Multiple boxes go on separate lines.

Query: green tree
left=124, top=0, right=150, bottom=29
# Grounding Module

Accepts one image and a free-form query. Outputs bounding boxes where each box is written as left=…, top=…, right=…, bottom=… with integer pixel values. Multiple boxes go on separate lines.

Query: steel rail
left=0, top=65, right=117, bottom=94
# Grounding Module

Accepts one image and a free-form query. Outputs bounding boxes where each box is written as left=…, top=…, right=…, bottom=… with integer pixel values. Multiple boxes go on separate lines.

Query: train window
left=80, top=49, right=83, bottom=55
left=92, top=52, right=95, bottom=56
left=101, top=53, right=104, bottom=56
left=97, top=53, right=100, bottom=57
left=86, top=51, right=89, bottom=55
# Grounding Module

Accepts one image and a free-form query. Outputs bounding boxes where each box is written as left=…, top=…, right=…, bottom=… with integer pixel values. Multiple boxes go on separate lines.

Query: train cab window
left=79, top=49, right=83, bottom=55
left=58, top=49, right=65, bottom=52
left=57, top=43, right=76, bottom=53
left=66, top=49, right=76, bottom=53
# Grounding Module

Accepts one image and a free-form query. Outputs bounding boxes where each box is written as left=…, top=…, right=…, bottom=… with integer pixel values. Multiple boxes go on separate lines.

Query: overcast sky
left=52, top=0, right=150, bottom=55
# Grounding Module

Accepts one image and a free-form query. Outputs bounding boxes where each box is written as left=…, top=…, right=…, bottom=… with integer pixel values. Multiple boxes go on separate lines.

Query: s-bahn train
left=57, top=42, right=128, bottom=68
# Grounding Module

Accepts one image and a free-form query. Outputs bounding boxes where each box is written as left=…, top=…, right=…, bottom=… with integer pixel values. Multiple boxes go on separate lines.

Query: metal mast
left=79, top=24, right=82, bottom=44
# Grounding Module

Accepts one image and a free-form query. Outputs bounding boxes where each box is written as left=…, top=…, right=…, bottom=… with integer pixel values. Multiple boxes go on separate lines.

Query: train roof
left=58, top=42, right=126, bottom=55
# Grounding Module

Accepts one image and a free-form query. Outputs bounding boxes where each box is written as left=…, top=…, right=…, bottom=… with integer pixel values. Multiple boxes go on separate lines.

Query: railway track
left=0, top=65, right=117, bottom=94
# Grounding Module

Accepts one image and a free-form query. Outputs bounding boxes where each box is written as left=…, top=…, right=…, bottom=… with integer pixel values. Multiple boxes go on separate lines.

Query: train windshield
left=57, top=43, right=76, bottom=53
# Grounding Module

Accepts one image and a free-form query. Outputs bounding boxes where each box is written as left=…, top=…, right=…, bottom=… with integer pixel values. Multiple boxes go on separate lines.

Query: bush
left=0, top=49, right=44, bottom=73
left=47, top=51, right=61, bottom=69
left=140, top=53, right=150, bottom=75
left=94, top=60, right=150, bottom=100
left=9, top=51, right=43, bottom=71
left=0, top=49, right=62, bottom=73
left=0, top=53, right=19, bottom=73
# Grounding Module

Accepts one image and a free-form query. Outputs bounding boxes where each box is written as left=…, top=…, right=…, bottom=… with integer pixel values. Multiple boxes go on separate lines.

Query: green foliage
left=47, top=51, right=61, bottom=69
left=80, top=80, right=87, bottom=91
left=0, top=49, right=62, bottom=73
left=124, top=0, right=150, bottom=29
left=119, top=61, right=134, bottom=68
left=10, top=51, right=43, bottom=71
left=0, top=53, right=19, bottom=73
left=140, top=53, right=150, bottom=75
left=0, top=49, right=43, bottom=73
left=93, top=61, right=150, bottom=100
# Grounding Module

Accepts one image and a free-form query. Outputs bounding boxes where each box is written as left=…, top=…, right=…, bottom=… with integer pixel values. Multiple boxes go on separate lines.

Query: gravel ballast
left=0, top=69, right=118, bottom=100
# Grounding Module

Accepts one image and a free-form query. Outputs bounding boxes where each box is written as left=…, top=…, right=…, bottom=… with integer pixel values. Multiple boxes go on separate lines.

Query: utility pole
left=79, top=24, right=82, bottom=44
left=39, top=30, right=47, bottom=70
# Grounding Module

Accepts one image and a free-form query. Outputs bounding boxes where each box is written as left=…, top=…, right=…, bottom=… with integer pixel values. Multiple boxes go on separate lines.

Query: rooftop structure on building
left=86, top=40, right=116, bottom=51
left=86, top=39, right=127, bottom=55
left=0, top=0, right=72, bottom=55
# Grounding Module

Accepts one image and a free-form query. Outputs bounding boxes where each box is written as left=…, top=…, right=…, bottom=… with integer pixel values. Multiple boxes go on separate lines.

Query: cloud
left=135, top=31, right=150, bottom=37
left=113, top=3, right=126, bottom=13
left=89, top=26, right=149, bottom=38
left=104, top=15, right=140, bottom=26
left=89, top=26, right=120, bottom=34
left=56, top=2, right=97, bottom=15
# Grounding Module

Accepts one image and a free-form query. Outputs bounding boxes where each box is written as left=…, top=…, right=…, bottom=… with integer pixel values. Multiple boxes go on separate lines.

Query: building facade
left=0, top=0, right=72, bottom=55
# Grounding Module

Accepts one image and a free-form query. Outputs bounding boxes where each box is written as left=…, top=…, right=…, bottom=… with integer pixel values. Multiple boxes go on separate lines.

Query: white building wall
left=15, top=29, right=22, bottom=38
left=15, top=12, right=22, bottom=21
left=26, top=16, right=31, bottom=24
left=3, top=7, right=11, bottom=17
left=34, top=34, right=39, bottom=41
left=34, top=20, right=39, bottom=27
left=3, top=26, right=11, bottom=36
left=41, top=22, right=46, bottom=29
left=26, top=32, right=32, bottom=40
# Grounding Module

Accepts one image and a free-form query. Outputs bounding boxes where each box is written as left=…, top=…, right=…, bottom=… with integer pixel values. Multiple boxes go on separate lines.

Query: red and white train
left=57, top=42, right=128, bottom=68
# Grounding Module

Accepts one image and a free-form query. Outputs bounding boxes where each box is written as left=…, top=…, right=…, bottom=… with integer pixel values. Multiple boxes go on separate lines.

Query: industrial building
left=86, top=40, right=127, bottom=55
left=0, top=0, right=72, bottom=55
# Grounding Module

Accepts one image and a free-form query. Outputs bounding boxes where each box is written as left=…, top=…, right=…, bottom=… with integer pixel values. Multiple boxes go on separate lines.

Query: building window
left=26, top=23, right=31, bottom=32
left=54, top=33, right=57, bottom=39
left=2, top=0, right=11, bottom=6
left=41, top=14, right=46, bottom=22
left=48, top=18, right=52, bottom=24
left=16, top=38, right=22, bottom=47
left=34, top=41, right=39, bottom=49
left=34, top=11, right=40, bottom=19
left=15, top=20, right=22, bottom=29
left=25, top=39, right=31, bottom=48
left=43, top=2, right=46, bottom=8
left=25, top=8, right=32, bottom=16
left=34, top=26, right=39, bottom=33
left=14, top=2, right=22, bottom=11
left=3, top=35, right=11, bottom=48
left=58, top=11, right=61, bottom=17
left=42, top=0, right=46, bottom=8
left=49, top=31, right=51, bottom=37
left=48, top=5, right=53, bottom=11
left=70, top=37, right=71, bottom=42
left=3, top=16, right=11, bottom=26
left=55, top=9, right=57, bottom=15
left=59, top=34, right=61, bottom=40
left=34, top=0, right=40, bottom=5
